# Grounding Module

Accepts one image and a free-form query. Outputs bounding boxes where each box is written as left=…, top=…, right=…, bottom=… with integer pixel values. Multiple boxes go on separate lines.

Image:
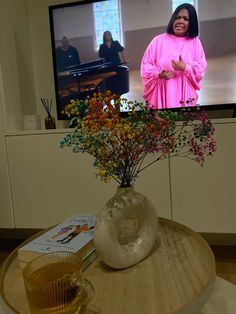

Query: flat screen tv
left=49, top=0, right=236, bottom=120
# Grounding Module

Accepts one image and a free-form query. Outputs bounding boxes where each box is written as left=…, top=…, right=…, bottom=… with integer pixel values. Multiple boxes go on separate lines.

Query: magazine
left=18, top=214, right=96, bottom=268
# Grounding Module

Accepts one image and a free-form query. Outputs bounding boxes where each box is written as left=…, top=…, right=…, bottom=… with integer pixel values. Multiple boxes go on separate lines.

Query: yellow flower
left=99, top=169, right=107, bottom=177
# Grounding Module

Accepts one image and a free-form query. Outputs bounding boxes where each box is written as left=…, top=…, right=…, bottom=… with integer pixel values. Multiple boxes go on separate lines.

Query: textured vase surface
left=94, top=186, right=158, bottom=269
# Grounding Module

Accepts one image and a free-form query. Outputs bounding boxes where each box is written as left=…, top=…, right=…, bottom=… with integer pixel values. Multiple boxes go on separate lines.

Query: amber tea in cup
left=23, top=251, right=94, bottom=314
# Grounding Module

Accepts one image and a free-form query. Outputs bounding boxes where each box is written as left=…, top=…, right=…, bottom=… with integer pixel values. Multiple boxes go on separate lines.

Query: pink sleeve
left=184, top=38, right=207, bottom=90
left=140, top=37, right=162, bottom=101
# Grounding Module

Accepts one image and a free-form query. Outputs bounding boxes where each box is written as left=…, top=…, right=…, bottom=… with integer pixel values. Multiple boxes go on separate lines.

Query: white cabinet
left=5, top=130, right=171, bottom=228
left=170, top=120, right=236, bottom=232
left=3, top=119, right=236, bottom=232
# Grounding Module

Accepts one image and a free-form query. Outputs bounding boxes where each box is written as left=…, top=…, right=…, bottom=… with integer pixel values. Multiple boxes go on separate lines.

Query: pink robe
left=140, top=33, right=207, bottom=109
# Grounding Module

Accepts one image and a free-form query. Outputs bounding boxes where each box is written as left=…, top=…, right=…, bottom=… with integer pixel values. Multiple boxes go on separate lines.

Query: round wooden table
left=0, top=218, right=216, bottom=314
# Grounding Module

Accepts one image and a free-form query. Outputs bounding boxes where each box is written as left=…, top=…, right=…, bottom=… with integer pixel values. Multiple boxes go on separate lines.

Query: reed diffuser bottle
left=44, top=114, right=56, bottom=129
left=40, top=98, right=56, bottom=129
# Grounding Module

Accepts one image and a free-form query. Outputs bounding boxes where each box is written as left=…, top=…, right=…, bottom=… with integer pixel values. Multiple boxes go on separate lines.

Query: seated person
left=99, top=31, right=127, bottom=65
left=56, top=36, right=80, bottom=72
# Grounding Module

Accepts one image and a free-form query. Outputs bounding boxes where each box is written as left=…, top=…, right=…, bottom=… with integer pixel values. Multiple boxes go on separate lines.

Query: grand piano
left=56, top=59, right=129, bottom=119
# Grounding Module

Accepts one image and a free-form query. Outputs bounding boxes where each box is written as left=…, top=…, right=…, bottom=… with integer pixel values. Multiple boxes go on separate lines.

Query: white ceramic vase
left=94, top=186, right=158, bottom=269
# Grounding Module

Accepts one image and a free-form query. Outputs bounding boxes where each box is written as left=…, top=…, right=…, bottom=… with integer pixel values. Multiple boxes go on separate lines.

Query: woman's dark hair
left=103, top=31, right=113, bottom=43
left=166, top=3, right=199, bottom=37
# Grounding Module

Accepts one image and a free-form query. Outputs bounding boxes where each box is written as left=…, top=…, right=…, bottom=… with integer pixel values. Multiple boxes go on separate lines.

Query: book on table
left=18, top=214, right=97, bottom=269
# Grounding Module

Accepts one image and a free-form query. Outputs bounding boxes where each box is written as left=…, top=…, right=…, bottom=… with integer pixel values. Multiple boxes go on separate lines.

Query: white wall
left=0, top=63, right=14, bottom=227
left=51, top=0, right=187, bottom=38
left=199, top=0, right=236, bottom=21
left=53, top=4, right=94, bottom=40
left=218, top=0, right=236, bottom=19
left=0, top=0, right=24, bottom=130
left=121, top=0, right=172, bottom=31
left=0, top=0, right=38, bottom=130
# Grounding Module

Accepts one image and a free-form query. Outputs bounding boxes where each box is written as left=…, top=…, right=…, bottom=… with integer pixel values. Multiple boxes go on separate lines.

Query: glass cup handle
left=76, top=278, right=95, bottom=305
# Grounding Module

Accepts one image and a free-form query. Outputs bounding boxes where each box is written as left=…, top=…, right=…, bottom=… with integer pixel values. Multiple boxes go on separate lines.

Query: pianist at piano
left=56, top=36, right=81, bottom=72
left=56, top=58, right=129, bottom=119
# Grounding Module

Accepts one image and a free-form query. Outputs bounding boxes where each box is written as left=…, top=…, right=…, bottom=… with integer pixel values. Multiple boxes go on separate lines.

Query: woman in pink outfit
left=141, top=3, right=207, bottom=109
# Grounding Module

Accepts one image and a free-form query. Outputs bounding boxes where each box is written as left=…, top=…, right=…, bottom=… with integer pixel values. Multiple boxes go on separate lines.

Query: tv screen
left=49, top=0, right=236, bottom=120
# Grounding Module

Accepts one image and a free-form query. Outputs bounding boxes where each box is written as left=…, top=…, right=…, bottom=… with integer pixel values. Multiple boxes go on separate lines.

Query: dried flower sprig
left=60, top=91, right=216, bottom=187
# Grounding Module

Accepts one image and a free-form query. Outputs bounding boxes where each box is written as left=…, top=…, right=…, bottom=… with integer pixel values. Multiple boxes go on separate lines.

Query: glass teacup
left=22, top=251, right=94, bottom=314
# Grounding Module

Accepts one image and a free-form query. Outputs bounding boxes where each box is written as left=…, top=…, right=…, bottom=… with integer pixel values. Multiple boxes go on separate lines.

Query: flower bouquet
left=60, top=91, right=216, bottom=187
left=60, top=91, right=217, bottom=269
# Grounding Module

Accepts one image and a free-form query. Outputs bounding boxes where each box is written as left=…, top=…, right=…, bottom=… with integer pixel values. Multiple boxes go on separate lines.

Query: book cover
left=18, top=214, right=96, bottom=265
left=18, top=248, right=97, bottom=271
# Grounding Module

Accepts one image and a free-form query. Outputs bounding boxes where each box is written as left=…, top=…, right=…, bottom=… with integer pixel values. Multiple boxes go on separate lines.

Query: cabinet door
left=170, top=121, right=236, bottom=233
left=6, top=132, right=171, bottom=228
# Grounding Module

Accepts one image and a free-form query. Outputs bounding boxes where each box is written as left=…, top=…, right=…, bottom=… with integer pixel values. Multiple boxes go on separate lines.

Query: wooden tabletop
left=0, top=218, right=216, bottom=314
left=84, top=218, right=216, bottom=314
